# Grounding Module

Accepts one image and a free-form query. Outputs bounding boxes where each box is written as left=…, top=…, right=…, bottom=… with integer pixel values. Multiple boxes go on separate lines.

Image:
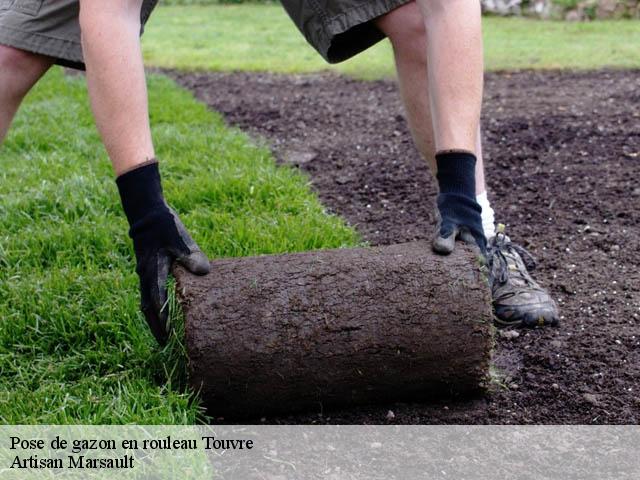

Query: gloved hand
left=432, top=151, right=487, bottom=255
left=133, top=208, right=210, bottom=345
left=433, top=192, right=486, bottom=255
left=117, top=161, right=210, bottom=345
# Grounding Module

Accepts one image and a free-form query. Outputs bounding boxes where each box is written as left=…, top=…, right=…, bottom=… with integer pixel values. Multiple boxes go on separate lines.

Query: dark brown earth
left=169, top=69, right=640, bottom=424
left=177, top=243, right=492, bottom=418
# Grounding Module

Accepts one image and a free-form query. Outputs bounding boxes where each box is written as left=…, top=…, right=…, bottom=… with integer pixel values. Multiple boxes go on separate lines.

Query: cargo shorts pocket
left=11, top=0, right=44, bottom=15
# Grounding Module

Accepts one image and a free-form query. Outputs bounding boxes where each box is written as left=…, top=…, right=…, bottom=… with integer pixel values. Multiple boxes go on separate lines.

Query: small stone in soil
left=282, top=149, right=317, bottom=165
left=499, top=330, right=520, bottom=340
left=583, top=393, right=600, bottom=406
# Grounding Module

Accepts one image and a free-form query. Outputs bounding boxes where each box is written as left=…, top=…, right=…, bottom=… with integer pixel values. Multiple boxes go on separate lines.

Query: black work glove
left=432, top=151, right=487, bottom=255
left=433, top=192, right=486, bottom=254
left=117, top=161, right=210, bottom=345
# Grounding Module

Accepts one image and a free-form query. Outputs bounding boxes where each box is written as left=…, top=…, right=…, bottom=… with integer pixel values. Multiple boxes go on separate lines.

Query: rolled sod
left=174, top=242, right=493, bottom=418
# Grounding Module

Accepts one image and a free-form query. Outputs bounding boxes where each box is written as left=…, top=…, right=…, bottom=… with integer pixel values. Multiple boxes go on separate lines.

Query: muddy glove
left=116, top=161, right=210, bottom=345
left=432, top=151, right=487, bottom=255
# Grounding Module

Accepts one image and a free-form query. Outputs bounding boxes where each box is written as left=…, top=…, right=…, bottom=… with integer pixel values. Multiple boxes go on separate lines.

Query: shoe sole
left=494, top=313, right=560, bottom=329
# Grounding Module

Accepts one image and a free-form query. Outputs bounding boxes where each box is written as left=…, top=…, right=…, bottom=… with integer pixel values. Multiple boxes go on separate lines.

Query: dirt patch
left=169, top=69, right=640, bottom=424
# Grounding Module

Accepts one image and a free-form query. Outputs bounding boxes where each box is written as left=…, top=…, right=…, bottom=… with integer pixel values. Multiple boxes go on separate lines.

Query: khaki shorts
left=0, top=0, right=158, bottom=70
left=281, top=0, right=411, bottom=63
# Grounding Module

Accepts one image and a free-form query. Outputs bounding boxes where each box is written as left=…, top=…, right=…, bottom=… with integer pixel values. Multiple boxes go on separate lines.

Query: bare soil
left=169, top=69, right=640, bottom=424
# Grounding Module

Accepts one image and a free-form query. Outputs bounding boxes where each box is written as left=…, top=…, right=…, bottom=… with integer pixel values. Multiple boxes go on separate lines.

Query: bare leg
left=376, top=3, right=557, bottom=326
left=374, top=2, right=486, bottom=195
left=417, top=0, right=483, bottom=155
left=79, top=0, right=154, bottom=175
left=0, top=45, right=54, bottom=143
left=375, top=2, right=494, bottom=237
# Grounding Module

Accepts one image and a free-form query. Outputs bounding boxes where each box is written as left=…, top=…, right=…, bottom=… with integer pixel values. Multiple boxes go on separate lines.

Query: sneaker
left=487, top=225, right=559, bottom=327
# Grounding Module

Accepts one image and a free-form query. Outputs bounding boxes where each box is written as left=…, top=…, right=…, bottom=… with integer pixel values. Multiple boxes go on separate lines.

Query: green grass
left=142, top=5, right=640, bottom=79
left=0, top=69, right=359, bottom=424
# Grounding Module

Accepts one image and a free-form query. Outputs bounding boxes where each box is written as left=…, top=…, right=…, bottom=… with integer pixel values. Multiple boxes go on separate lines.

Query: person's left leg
left=374, top=3, right=494, bottom=239
left=375, top=1, right=558, bottom=327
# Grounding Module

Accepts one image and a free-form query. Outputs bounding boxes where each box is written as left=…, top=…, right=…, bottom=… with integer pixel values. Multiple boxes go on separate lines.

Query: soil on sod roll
left=178, top=242, right=492, bottom=418
left=169, top=69, right=640, bottom=424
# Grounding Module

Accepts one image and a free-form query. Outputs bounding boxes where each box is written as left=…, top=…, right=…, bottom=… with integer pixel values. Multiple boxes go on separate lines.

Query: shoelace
left=487, top=233, right=537, bottom=287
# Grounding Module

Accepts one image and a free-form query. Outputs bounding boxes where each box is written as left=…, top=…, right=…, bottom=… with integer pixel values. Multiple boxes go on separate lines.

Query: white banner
left=1, top=425, right=639, bottom=479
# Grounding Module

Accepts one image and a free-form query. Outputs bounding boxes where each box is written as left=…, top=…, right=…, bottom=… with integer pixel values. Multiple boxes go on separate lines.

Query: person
left=281, top=0, right=560, bottom=328
left=0, top=0, right=557, bottom=346
left=0, top=0, right=210, bottom=345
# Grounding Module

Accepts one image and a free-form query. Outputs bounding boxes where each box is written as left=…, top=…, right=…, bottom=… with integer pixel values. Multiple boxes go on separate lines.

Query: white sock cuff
left=476, top=191, right=496, bottom=239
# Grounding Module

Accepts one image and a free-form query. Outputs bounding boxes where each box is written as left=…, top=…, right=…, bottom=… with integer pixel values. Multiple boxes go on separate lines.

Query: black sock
left=435, top=151, right=477, bottom=198
left=116, top=161, right=186, bottom=254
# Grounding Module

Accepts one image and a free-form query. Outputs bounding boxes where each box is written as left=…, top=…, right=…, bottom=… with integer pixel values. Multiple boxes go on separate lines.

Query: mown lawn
left=142, top=5, right=640, bottom=78
left=0, top=69, right=359, bottom=423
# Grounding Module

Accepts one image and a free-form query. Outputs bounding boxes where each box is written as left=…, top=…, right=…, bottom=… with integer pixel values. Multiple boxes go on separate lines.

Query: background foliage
left=482, top=0, right=640, bottom=19
left=161, top=0, right=640, bottom=19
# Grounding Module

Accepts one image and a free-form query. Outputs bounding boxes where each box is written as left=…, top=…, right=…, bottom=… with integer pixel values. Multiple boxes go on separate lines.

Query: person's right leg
left=0, top=45, right=54, bottom=143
